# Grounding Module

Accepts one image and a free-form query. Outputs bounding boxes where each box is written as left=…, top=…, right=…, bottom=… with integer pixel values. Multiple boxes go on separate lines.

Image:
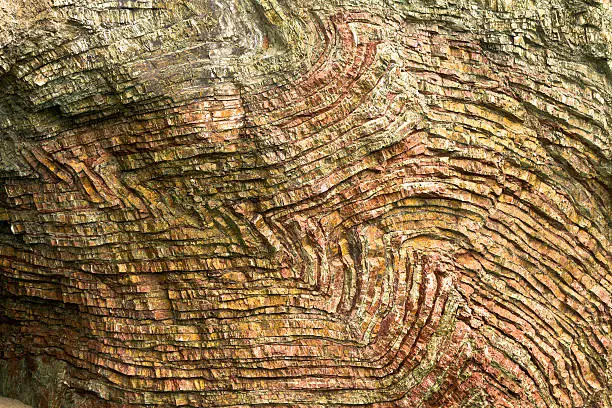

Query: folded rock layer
left=0, top=0, right=610, bottom=407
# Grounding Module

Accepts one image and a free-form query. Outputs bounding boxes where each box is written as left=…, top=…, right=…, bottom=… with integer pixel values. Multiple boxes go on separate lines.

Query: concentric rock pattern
left=0, top=0, right=611, bottom=407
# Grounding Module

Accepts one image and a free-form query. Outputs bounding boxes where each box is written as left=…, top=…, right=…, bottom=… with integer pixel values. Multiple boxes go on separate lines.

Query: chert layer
left=0, top=0, right=610, bottom=407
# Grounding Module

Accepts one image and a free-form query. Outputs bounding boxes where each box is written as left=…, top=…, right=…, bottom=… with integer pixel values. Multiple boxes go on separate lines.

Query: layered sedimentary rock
left=0, top=0, right=610, bottom=407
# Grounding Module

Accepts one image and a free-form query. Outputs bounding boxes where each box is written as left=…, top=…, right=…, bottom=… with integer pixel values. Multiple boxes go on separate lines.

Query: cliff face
left=0, top=0, right=610, bottom=407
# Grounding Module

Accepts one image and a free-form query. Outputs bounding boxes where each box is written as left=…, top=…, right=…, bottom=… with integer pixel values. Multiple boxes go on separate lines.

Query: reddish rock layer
left=0, top=0, right=610, bottom=407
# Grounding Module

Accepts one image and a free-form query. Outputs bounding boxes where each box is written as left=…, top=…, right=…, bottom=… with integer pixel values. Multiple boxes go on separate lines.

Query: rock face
left=0, top=0, right=610, bottom=407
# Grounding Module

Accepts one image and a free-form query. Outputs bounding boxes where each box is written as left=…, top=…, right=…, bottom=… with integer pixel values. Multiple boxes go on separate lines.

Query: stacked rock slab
left=0, top=0, right=610, bottom=407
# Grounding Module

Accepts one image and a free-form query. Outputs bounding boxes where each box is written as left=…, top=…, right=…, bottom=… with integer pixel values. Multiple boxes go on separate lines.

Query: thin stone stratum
left=0, top=0, right=610, bottom=407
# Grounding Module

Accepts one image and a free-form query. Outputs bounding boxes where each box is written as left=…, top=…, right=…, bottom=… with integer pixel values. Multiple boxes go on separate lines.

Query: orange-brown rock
left=0, top=0, right=610, bottom=407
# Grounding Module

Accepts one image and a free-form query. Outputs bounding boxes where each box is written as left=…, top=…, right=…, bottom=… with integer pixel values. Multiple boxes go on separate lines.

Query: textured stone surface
left=0, top=0, right=610, bottom=407
left=0, top=397, right=31, bottom=408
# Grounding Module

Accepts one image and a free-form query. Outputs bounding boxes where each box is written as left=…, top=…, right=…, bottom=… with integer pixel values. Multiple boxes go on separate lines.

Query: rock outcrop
left=0, top=0, right=610, bottom=407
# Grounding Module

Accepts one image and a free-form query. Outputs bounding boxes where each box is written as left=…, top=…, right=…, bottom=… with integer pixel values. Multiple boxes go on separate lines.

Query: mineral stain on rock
left=0, top=0, right=610, bottom=407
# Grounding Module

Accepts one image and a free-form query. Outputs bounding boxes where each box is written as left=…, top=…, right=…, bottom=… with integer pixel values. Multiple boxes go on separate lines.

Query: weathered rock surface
left=0, top=0, right=610, bottom=407
left=0, top=397, right=31, bottom=408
